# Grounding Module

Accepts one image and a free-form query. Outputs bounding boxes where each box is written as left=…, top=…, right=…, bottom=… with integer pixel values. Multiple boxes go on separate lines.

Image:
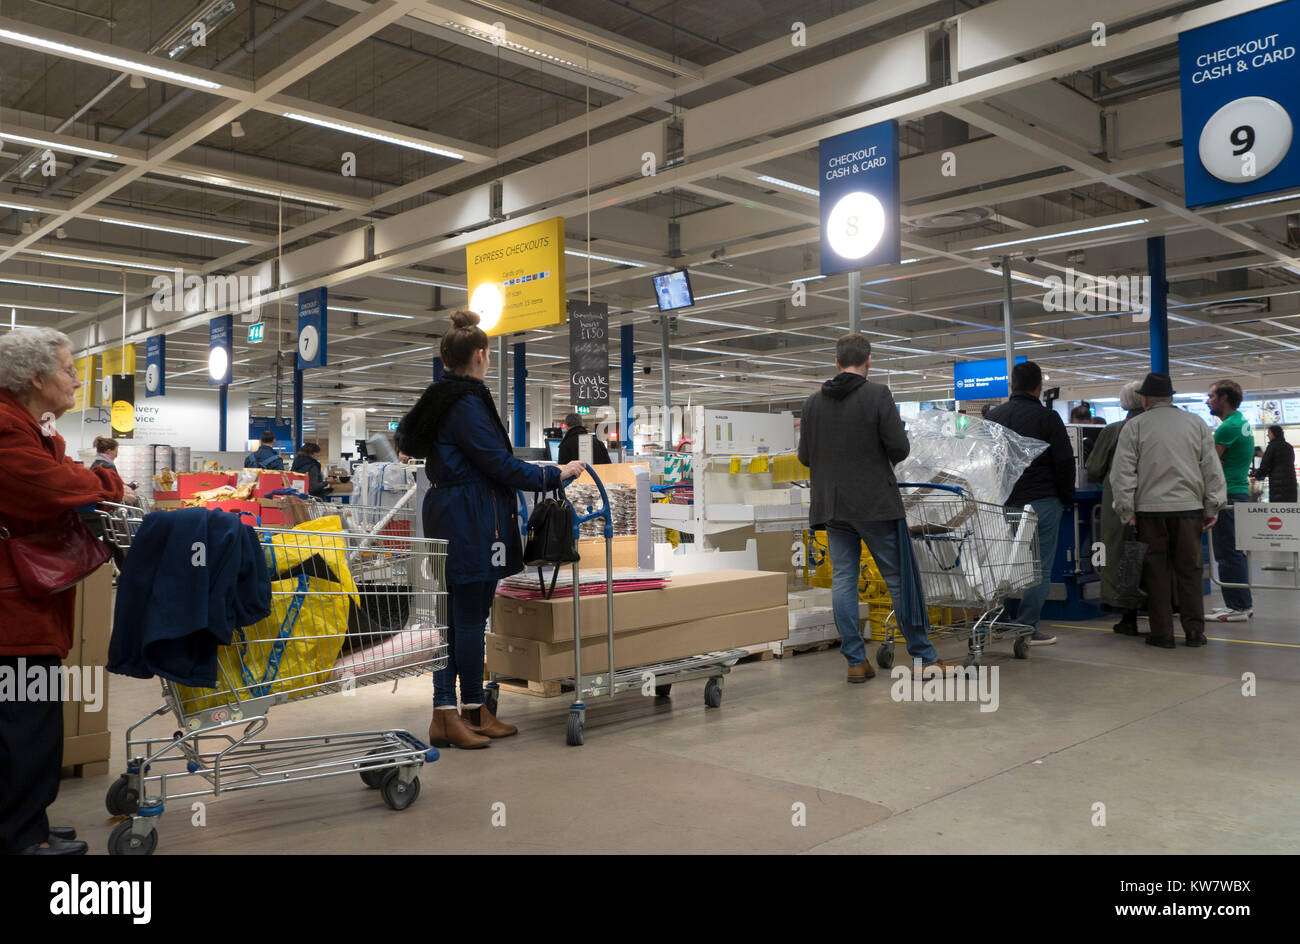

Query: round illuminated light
left=208, top=346, right=229, bottom=381
left=145, top=363, right=160, bottom=393
left=826, top=191, right=886, bottom=260
left=470, top=283, right=503, bottom=332
left=299, top=324, right=320, bottom=363
left=1198, top=96, right=1292, bottom=184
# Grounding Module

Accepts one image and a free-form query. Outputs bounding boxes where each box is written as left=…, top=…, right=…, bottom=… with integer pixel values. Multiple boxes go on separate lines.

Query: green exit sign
left=576, top=406, right=590, bottom=414
left=248, top=322, right=265, bottom=343
left=388, top=421, right=399, bottom=431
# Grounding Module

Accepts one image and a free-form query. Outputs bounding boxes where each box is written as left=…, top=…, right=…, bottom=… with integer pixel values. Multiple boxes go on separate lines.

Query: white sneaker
left=1211, top=609, right=1252, bottom=622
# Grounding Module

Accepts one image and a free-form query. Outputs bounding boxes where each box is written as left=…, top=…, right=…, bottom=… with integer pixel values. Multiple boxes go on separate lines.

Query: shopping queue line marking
left=1047, top=623, right=1300, bottom=649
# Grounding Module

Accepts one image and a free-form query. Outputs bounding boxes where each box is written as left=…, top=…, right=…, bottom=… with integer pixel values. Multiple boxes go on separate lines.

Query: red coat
left=0, top=390, right=123, bottom=658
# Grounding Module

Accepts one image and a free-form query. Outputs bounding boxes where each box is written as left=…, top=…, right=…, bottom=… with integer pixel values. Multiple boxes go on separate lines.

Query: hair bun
left=450, top=310, right=480, bottom=329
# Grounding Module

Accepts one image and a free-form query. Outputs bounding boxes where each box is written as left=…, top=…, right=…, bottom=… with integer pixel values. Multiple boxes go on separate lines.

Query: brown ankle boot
left=429, top=708, right=490, bottom=749
left=462, top=705, right=518, bottom=738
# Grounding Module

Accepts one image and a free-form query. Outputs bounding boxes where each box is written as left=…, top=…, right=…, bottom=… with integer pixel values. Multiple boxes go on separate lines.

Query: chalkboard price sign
left=568, top=299, right=609, bottom=406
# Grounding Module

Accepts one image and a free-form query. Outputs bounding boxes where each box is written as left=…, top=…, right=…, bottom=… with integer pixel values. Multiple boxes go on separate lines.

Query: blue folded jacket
left=108, top=508, right=272, bottom=687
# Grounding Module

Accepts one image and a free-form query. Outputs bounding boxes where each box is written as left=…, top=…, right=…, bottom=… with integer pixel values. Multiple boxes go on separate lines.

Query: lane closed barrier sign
left=1236, top=504, right=1300, bottom=551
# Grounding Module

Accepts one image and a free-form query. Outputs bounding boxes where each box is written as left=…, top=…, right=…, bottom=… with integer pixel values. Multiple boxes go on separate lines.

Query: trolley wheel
left=1013, top=636, right=1031, bottom=660
left=105, top=774, right=139, bottom=816
left=566, top=710, right=585, bottom=747
left=654, top=684, right=672, bottom=698
left=359, top=748, right=388, bottom=789
left=963, top=652, right=978, bottom=668
left=704, top=677, right=723, bottom=709
left=380, top=770, right=421, bottom=811
left=108, top=819, right=156, bottom=856
left=484, top=686, right=500, bottom=716
left=876, top=644, right=894, bottom=670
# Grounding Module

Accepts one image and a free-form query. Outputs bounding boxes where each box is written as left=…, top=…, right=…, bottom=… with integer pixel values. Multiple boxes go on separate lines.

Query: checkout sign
left=1179, top=0, right=1300, bottom=207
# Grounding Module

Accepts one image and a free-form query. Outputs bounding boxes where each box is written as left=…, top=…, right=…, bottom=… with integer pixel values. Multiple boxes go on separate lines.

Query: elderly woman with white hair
left=0, top=327, right=123, bottom=855
left=1085, top=380, right=1145, bottom=635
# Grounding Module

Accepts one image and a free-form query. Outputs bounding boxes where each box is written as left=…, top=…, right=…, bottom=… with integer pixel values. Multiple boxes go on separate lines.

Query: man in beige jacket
left=1109, top=373, right=1227, bottom=649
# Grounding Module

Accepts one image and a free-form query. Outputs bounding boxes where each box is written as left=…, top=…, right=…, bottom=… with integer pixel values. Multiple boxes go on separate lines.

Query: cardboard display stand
left=61, top=563, right=113, bottom=777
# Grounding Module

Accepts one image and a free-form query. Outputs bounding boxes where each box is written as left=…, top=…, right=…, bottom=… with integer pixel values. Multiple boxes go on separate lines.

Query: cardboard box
left=486, top=605, right=787, bottom=681
left=254, top=471, right=307, bottom=498
left=177, top=472, right=235, bottom=498
left=491, top=569, right=787, bottom=643
left=206, top=499, right=261, bottom=523
left=62, top=564, right=113, bottom=773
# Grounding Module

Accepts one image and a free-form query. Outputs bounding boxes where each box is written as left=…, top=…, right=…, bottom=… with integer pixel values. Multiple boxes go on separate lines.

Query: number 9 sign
left=1198, top=95, right=1293, bottom=184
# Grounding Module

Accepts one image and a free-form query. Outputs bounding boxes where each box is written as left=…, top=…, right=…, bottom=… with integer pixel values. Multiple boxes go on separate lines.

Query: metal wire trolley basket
left=96, top=503, right=448, bottom=855
left=873, top=482, right=1041, bottom=668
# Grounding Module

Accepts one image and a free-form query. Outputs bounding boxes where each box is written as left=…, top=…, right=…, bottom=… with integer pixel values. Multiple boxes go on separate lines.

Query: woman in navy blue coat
left=397, top=310, right=585, bottom=749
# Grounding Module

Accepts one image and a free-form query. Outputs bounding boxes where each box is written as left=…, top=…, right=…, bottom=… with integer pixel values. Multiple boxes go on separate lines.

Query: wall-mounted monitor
left=652, top=269, right=695, bottom=311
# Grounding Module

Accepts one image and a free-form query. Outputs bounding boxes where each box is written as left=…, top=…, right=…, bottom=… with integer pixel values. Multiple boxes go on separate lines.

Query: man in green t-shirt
left=1207, top=379, right=1254, bottom=620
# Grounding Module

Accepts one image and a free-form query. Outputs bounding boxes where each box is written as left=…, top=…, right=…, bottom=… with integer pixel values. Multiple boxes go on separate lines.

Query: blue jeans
left=433, top=580, right=497, bottom=708
left=1015, top=497, right=1063, bottom=631
left=1212, top=493, right=1253, bottom=610
left=828, top=520, right=938, bottom=666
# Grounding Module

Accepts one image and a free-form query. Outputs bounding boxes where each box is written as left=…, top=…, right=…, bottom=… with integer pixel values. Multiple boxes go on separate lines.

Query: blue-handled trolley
left=487, top=464, right=746, bottom=746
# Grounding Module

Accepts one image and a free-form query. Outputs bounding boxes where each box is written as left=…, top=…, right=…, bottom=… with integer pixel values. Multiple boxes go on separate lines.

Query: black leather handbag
left=523, top=488, right=580, bottom=598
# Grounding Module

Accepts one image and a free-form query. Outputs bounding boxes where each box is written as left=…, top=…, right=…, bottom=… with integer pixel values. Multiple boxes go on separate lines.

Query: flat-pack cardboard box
left=486, top=604, right=788, bottom=681
left=491, top=569, right=787, bottom=643
left=253, top=470, right=307, bottom=498
left=61, top=563, right=113, bottom=774
left=177, top=472, right=235, bottom=498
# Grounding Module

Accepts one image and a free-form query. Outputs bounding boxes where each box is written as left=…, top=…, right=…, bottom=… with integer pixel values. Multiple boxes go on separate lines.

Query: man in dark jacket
left=1252, top=425, right=1297, bottom=502
left=244, top=430, right=284, bottom=470
left=799, top=334, right=947, bottom=682
left=557, top=413, right=611, bottom=464
left=984, top=361, right=1074, bottom=645
left=291, top=441, right=332, bottom=497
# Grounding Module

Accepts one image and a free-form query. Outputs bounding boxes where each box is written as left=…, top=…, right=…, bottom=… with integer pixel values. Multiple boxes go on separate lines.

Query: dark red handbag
left=1, top=511, right=112, bottom=598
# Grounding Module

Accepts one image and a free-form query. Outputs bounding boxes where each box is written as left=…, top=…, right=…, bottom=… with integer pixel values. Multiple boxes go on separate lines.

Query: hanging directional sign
left=145, top=334, right=166, bottom=398
left=209, top=314, right=233, bottom=386
left=110, top=375, right=135, bottom=439
left=567, top=299, right=609, bottom=407
left=297, top=287, right=328, bottom=368
left=819, top=120, right=900, bottom=275
left=1179, top=0, right=1300, bottom=207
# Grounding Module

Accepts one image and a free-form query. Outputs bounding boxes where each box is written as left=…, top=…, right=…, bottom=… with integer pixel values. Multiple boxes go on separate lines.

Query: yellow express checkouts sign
left=465, top=217, right=566, bottom=337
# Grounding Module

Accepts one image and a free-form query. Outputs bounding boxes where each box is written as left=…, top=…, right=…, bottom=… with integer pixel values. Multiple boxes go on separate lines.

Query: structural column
left=620, top=322, right=634, bottom=447
left=1147, top=236, right=1169, bottom=374
left=1002, top=256, right=1015, bottom=396
left=513, top=341, right=527, bottom=447
left=847, top=270, right=861, bottom=334
left=219, top=384, right=228, bottom=452
left=660, top=315, right=672, bottom=446
left=292, top=364, right=303, bottom=449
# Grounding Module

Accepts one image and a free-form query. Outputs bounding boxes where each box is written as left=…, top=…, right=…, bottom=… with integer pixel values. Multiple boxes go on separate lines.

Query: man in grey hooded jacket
left=799, top=334, right=948, bottom=682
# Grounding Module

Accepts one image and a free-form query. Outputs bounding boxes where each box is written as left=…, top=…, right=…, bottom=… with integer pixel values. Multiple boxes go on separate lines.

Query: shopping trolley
left=97, top=502, right=448, bottom=855
left=486, top=464, right=746, bottom=746
left=873, top=482, right=1041, bottom=668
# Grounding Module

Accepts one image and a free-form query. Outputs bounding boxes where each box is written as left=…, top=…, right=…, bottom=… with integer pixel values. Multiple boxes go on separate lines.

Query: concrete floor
left=56, top=590, right=1300, bottom=854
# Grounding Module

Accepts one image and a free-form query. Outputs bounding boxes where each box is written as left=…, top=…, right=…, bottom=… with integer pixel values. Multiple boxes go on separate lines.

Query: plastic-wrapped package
left=895, top=410, right=1048, bottom=505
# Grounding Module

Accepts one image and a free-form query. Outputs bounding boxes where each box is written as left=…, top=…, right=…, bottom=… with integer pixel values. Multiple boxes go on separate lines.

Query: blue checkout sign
left=954, top=356, right=1026, bottom=400
left=818, top=121, right=900, bottom=275
left=1179, top=0, right=1300, bottom=207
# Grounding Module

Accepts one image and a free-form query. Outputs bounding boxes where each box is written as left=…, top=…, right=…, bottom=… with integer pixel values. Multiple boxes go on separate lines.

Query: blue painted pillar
left=293, top=363, right=304, bottom=450
left=218, top=384, right=228, bottom=451
left=1147, top=236, right=1169, bottom=374
left=620, top=323, right=635, bottom=447
left=433, top=356, right=443, bottom=382
left=513, top=341, right=526, bottom=447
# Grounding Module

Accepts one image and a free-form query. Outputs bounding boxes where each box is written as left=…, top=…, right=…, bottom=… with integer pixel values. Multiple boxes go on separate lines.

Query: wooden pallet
left=737, top=647, right=775, bottom=663
left=61, top=760, right=110, bottom=779
left=492, top=677, right=569, bottom=698
left=771, top=638, right=840, bottom=658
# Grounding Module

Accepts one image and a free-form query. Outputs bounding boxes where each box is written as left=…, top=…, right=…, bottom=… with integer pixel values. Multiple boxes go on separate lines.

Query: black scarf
left=395, top=372, right=513, bottom=460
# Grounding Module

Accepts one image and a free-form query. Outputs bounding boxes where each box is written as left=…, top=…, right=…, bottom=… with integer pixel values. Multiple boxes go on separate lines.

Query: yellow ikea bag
left=177, top=517, right=359, bottom=715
